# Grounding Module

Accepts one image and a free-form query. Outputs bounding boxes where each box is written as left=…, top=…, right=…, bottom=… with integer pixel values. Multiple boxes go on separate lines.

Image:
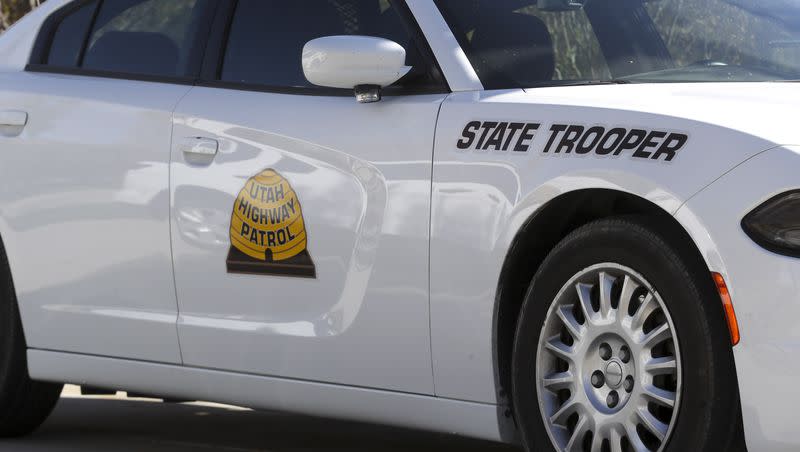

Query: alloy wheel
left=536, top=263, right=682, bottom=452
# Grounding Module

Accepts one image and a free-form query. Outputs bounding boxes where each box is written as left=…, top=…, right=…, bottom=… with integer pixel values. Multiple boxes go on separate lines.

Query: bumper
left=677, top=145, right=800, bottom=451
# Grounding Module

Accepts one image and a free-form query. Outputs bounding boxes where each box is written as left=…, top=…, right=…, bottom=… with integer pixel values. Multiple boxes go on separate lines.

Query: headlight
left=742, top=191, right=800, bottom=257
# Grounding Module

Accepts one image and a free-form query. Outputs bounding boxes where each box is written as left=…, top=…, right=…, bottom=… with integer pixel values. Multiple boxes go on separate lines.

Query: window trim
left=432, top=0, right=520, bottom=90
left=26, top=0, right=450, bottom=96
left=29, top=0, right=99, bottom=66
left=74, top=0, right=102, bottom=67
left=24, top=64, right=198, bottom=86
left=26, top=0, right=218, bottom=85
left=197, top=0, right=451, bottom=97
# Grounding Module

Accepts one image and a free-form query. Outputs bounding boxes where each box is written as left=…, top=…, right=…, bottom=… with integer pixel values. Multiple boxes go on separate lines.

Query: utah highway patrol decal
left=227, top=169, right=316, bottom=278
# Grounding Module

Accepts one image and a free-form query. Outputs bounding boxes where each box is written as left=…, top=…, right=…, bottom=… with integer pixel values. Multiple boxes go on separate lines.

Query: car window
left=46, top=0, right=99, bottom=67
left=37, top=0, right=214, bottom=78
left=437, top=0, right=800, bottom=88
left=515, top=6, right=611, bottom=82
left=435, top=0, right=610, bottom=89
left=644, top=0, right=800, bottom=80
left=220, top=0, right=440, bottom=91
left=81, top=0, right=207, bottom=77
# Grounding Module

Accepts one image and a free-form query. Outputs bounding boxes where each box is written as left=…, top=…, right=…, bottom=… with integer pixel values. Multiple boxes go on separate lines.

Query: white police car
left=0, top=0, right=798, bottom=451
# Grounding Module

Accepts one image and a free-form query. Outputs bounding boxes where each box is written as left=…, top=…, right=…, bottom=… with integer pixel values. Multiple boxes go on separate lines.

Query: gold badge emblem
left=226, top=169, right=316, bottom=278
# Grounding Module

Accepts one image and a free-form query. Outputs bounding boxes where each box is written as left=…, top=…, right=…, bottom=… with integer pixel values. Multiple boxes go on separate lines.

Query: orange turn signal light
left=712, top=272, right=740, bottom=346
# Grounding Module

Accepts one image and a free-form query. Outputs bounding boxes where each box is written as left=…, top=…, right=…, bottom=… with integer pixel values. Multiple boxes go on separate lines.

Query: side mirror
left=302, top=36, right=412, bottom=103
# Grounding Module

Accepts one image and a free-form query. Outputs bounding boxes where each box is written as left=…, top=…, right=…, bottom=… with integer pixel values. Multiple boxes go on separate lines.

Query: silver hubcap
left=536, top=264, right=682, bottom=452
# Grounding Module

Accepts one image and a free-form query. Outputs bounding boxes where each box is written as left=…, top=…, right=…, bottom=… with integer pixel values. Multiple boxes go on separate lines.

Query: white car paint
left=0, top=0, right=64, bottom=72
left=302, top=36, right=412, bottom=89
left=429, top=85, right=792, bottom=404
left=0, top=1, right=797, bottom=451
left=405, top=0, right=483, bottom=92
left=170, top=85, right=445, bottom=393
left=0, top=70, right=191, bottom=363
left=677, top=145, right=800, bottom=451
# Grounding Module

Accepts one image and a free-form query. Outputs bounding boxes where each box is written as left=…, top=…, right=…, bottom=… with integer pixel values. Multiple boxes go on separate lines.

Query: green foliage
left=0, top=0, right=44, bottom=32
left=645, top=0, right=800, bottom=75
left=520, top=6, right=611, bottom=80
left=89, top=0, right=197, bottom=48
left=521, top=0, right=800, bottom=80
left=2, top=0, right=197, bottom=51
left=4, top=0, right=799, bottom=79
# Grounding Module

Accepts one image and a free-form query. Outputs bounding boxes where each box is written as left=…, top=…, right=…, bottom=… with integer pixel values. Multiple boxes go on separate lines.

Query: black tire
left=511, top=217, right=740, bottom=451
left=0, top=247, right=62, bottom=437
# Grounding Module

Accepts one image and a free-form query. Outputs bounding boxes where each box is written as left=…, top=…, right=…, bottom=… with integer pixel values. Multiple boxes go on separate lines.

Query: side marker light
left=712, top=272, right=740, bottom=346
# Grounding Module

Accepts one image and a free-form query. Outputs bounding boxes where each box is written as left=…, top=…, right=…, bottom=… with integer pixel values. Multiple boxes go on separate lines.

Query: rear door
left=0, top=0, right=214, bottom=363
left=170, top=0, right=448, bottom=393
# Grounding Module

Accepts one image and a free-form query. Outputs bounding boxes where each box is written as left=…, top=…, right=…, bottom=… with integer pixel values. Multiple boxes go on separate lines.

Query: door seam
left=427, top=95, right=450, bottom=397
left=168, top=85, right=197, bottom=365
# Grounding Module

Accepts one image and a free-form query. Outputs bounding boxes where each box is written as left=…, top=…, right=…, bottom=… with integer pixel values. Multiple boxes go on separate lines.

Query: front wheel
left=512, top=218, right=739, bottom=451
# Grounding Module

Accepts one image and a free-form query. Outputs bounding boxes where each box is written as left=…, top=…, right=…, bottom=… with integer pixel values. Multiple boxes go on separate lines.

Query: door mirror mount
left=303, top=36, right=412, bottom=103
left=354, top=84, right=383, bottom=104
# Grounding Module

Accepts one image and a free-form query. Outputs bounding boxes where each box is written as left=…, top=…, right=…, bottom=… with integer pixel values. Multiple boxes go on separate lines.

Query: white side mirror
left=302, top=36, right=412, bottom=103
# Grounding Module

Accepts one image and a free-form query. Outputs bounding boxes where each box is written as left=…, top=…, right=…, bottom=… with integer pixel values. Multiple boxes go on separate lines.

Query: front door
left=170, top=0, right=448, bottom=393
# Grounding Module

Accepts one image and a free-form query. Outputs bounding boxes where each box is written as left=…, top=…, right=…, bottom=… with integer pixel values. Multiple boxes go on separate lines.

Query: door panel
left=171, top=88, right=444, bottom=393
left=0, top=72, right=188, bottom=363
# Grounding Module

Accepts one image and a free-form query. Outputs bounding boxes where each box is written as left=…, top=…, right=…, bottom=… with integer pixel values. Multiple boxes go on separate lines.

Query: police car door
left=3, top=0, right=216, bottom=365
left=170, top=0, right=447, bottom=394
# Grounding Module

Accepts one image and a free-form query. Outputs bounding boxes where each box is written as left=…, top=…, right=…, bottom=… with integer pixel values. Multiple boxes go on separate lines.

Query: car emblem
left=226, top=169, right=316, bottom=278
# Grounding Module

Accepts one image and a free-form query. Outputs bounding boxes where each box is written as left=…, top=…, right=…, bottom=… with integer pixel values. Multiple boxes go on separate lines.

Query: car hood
left=521, top=82, right=800, bottom=148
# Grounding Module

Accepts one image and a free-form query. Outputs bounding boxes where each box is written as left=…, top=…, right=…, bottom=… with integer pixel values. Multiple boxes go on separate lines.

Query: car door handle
left=181, top=137, right=219, bottom=157
left=0, top=111, right=28, bottom=127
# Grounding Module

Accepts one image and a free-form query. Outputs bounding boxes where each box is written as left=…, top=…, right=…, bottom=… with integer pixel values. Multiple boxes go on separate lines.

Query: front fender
left=429, top=88, right=781, bottom=405
left=676, top=145, right=800, bottom=452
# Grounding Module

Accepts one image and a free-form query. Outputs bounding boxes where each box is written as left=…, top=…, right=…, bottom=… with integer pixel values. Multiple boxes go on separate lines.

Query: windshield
left=434, top=0, right=800, bottom=88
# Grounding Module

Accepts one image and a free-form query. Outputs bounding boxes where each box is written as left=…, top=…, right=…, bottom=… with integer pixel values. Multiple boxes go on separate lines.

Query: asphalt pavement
left=0, top=387, right=521, bottom=451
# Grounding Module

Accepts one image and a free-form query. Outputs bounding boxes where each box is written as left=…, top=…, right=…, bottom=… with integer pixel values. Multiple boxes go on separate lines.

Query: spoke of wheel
left=544, top=337, right=575, bottom=363
left=609, top=426, right=624, bottom=452
left=589, top=428, right=604, bottom=452
left=542, top=371, right=575, bottom=392
left=565, top=414, right=590, bottom=452
left=616, top=275, right=639, bottom=320
left=550, top=397, right=580, bottom=425
left=557, top=305, right=585, bottom=340
left=640, top=322, right=672, bottom=347
left=625, top=423, right=650, bottom=452
left=645, top=356, right=678, bottom=375
left=636, top=407, right=668, bottom=442
left=630, top=293, right=657, bottom=331
left=575, top=283, right=597, bottom=324
left=598, top=272, right=615, bottom=319
left=643, top=384, right=677, bottom=408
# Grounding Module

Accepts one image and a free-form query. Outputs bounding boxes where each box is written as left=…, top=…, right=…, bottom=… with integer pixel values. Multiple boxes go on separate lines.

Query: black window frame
left=196, top=0, right=451, bottom=97
left=27, top=0, right=449, bottom=96
left=26, top=0, right=220, bottom=85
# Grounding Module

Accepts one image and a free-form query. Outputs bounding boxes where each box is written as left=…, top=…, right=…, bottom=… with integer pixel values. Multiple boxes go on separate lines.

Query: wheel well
left=493, top=189, right=715, bottom=406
